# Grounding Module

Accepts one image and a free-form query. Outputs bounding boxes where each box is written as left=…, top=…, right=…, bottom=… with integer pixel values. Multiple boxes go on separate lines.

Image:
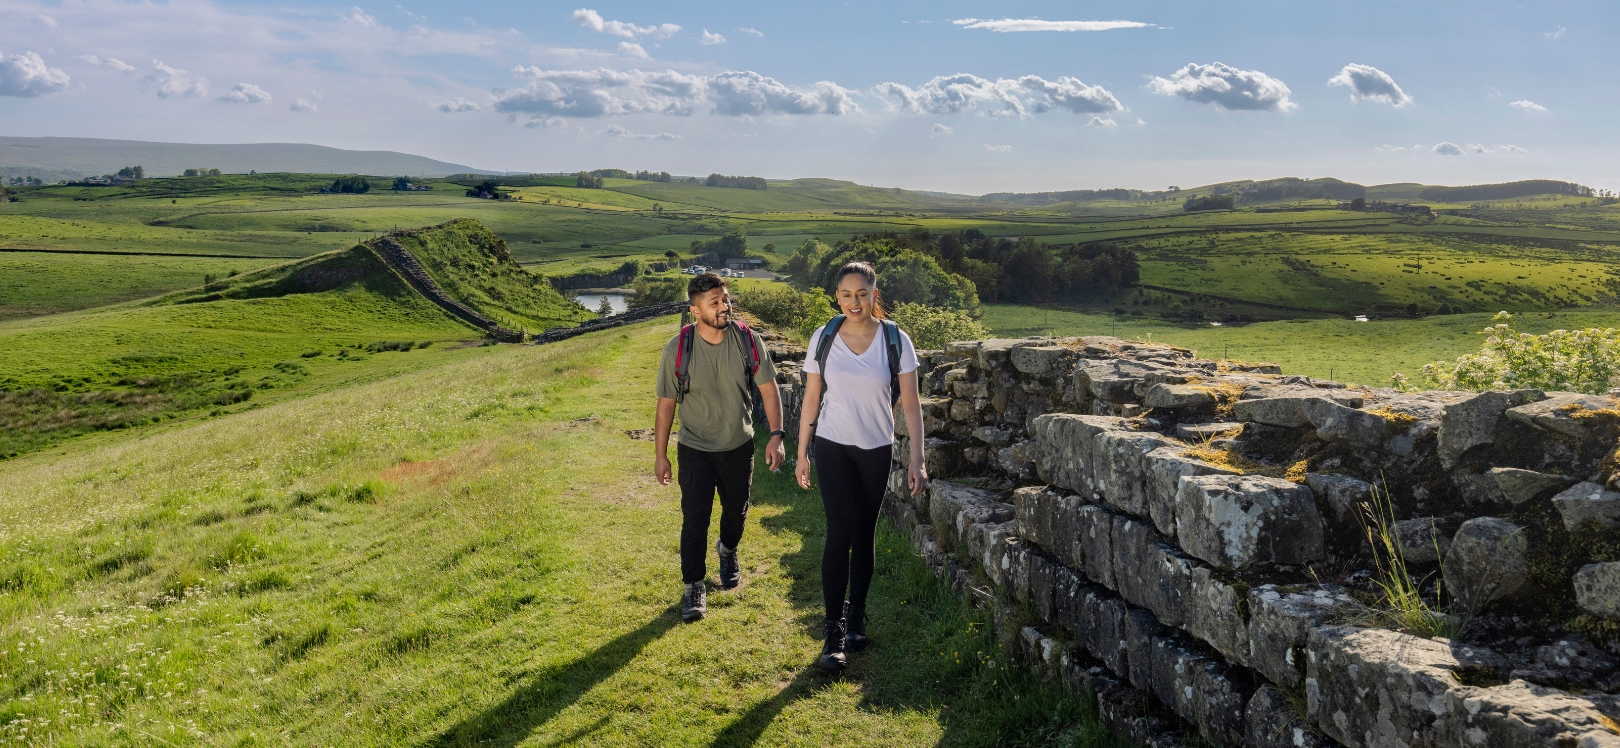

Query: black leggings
left=677, top=441, right=754, bottom=584
left=813, top=437, right=893, bottom=621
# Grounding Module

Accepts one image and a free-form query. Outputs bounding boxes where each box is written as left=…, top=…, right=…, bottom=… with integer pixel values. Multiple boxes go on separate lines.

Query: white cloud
left=74, top=55, right=137, bottom=72
left=700, top=29, right=726, bottom=45
left=984, top=144, right=1011, bottom=153
left=1468, top=143, right=1488, bottom=154
left=570, top=8, right=679, bottom=39
left=436, top=97, right=480, bottom=112
left=1432, top=142, right=1464, bottom=156
left=495, top=67, right=855, bottom=121
left=149, top=60, right=207, bottom=98
left=952, top=18, right=1150, bottom=32
left=1135, top=117, right=1146, bottom=126
left=709, top=71, right=857, bottom=116
left=1327, top=63, right=1412, bottom=107
left=617, top=42, right=649, bottom=58
left=1510, top=99, right=1546, bottom=112
left=604, top=124, right=678, bottom=140
left=345, top=6, right=379, bottom=28
left=1374, top=144, right=1407, bottom=154
left=738, top=27, right=763, bottom=37
left=1087, top=116, right=1117, bottom=127
left=876, top=73, right=1123, bottom=118
left=0, top=51, right=71, bottom=97
left=218, top=82, right=271, bottom=103
left=37, top=14, right=56, bottom=27
left=930, top=123, right=952, bottom=136
left=1499, top=144, right=1528, bottom=153
left=1465, top=143, right=1529, bottom=154
left=1148, top=62, right=1296, bottom=111
left=290, top=98, right=317, bottom=112
left=1545, top=25, right=1566, bottom=40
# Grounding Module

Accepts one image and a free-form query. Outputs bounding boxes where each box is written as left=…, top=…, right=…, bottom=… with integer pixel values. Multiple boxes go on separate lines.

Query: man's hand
left=655, top=454, right=672, bottom=486
left=765, top=436, right=786, bottom=471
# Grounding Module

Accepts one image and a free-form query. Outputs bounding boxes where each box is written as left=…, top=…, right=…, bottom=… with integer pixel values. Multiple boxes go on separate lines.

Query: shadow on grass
left=423, top=611, right=678, bottom=748
left=745, top=436, right=1123, bottom=748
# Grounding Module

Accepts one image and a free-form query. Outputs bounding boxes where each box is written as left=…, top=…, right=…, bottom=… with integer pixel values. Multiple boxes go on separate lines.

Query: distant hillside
left=0, top=136, right=486, bottom=178
left=981, top=188, right=1144, bottom=205
left=1416, top=179, right=1594, bottom=203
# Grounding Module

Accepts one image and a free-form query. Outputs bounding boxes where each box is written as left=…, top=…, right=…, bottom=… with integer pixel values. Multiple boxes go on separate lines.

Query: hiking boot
left=818, top=617, right=847, bottom=672
left=843, top=602, right=869, bottom=652
left=716, top=539, right=741, bottom=589
left=680, top=581, right=707, bottom=623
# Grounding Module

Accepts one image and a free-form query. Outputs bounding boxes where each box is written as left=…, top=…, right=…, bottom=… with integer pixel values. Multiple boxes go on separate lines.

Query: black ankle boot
left=818, top=617, right=847, bottom=672
left=843, top=602, right=869, bottom=652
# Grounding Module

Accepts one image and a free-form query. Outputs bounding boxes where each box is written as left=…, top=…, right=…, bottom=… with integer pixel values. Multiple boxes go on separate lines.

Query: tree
left=628, top=276, right=686, bottom=308
left=331, top=176, right=370, bottom=194
left=664, top=249, right=680, bottom=261
left=575, top=172, right=604, bottom=188
left=596, top=296, right=614, bottom=316
left=888, top=303, right=989, bottom=350
left=393, top=176, right=412, bottom=191
left=1350, top=197, right=1366, bottom=211
left=183, top=168, right=199, bottom=177
left=116, top=165, right=144, bottom=179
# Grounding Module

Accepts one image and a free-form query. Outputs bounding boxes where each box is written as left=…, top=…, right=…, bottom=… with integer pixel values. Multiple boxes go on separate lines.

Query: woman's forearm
left=796, top=374, right=821, bottom=458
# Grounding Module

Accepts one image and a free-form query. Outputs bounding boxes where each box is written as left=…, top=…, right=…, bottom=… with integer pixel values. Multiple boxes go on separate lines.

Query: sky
left=0, top=0, right=1614, bottom=194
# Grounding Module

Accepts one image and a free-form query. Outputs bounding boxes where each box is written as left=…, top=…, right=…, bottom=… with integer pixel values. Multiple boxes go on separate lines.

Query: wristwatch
left=769, top=430, right=785, bottom=438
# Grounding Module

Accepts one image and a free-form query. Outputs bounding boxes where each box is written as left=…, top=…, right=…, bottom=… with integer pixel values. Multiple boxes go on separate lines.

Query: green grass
left=383, top=219, right=589, bottom=331
left=0, top=252, right=279, bottom=320
left=0, top=319, right=1119, bottom=747
left=981, top=304, right=1620, bottom=386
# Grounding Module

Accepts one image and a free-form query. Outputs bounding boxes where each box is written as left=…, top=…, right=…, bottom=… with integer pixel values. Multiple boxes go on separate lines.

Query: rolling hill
left=0, top=136, right=487, bottom=178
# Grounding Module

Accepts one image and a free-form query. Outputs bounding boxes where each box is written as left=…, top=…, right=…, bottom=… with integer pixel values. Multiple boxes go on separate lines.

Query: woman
left=795, top=261, right=927, bottom=673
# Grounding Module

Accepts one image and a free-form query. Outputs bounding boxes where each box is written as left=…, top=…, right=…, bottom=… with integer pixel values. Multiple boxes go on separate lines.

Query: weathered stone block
left=1030, top=413, right=1128, bottom=498
left=1125, top=606, right=1166, bottom=692
left=1143, top=383, right=1217, bottom=410
left=1188, top=657, right=1254, bottom=748
left=1491, top=467, right=1576, bottom=506
left=976, top=338, right=1024, bottom=369
left=1145, top=446, right=1239, bottom=539
left=1185, top=566, right=1252, bottom=668
left=1393, top=517, right=1453, bottom=564
left=1029, top=552, right=1056, bottom=622
left=927, top=480, right=1014, bottom=553
left=1445, top=516, right=1530, bottom=613
left=1307, top=626, right=1620, bottom=748
left=1437, top=388, right=1544, bottom=468
left=1245, top=685, right=1327, bottom=748
left=1077, top=503, right=1118, bottom=590
left=1176, top=422, right=1243, bottom=441
left=1552, top=481, right=1620, bottom=532
left=1096, top=596, right=1132, bottom=677
left=1078, top=361, right=1152, bottom=404
left=970, top=425, right=1012, bottom=447
left=1050, top=493, right=1081, bottom=569
left=921, top=437, right=964, bottom=478
left=977, top=522, right=1015, bottom=590
left=1012, top=486, right=1056, bottom=549
left=1052, top=567, right=1085, bottom=638
left=996, top=440, right=1038, bottom=479
left=1175, top=475, right=1325, bottom=572
left=1301, top=397, right=1394, bottom=447
left=1150, top=635, right=1206, bottom=723
left=953, top=379, right=989, bottom=399
left=943, top=340, right=980, bottom=359
left=1232, top=387, right=1364, bottom=428
left=949, top=397, right=977, bottom=422
left=1094, top=430, right=1182, bottom=517
left=1506, top=392, right=1620, bottom=440
left=1011, top=344, right=1075, bottom=376
left=1575, top=562, right=1620, bottom=619
left=1248, top=584, right=1362, bottom=689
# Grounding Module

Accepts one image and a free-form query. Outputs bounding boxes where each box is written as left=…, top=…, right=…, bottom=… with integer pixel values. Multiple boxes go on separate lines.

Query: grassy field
left=0, top=252, right=280, bottom=320
left=0, top=319, right=1117, bottom=747
left=982, top=304, right=1620, bottom=386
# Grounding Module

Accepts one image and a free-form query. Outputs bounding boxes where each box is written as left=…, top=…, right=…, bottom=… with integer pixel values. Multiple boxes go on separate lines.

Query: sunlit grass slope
left=0, top=320, right=1117, bottom=747
left=385, top=219, right=588, bottom=330
left=982, top=304, right=1620, bottom=386
left=0, top=252, right=279, bottom=320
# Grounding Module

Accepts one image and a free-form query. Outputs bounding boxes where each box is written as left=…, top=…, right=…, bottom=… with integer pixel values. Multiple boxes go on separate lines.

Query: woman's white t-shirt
left=804, top=322, right=920, bottom=450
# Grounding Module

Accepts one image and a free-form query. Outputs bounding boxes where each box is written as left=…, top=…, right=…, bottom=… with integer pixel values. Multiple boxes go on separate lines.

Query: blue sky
left=0, top=0, right=1613, bottom=193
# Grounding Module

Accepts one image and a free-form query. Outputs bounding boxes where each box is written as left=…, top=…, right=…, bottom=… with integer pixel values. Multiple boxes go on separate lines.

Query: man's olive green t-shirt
left=656, top=325, right=777, bottom=453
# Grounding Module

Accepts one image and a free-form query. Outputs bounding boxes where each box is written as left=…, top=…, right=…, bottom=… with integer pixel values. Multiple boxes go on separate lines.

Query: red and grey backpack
left=672, top=320, right=763, bottom=407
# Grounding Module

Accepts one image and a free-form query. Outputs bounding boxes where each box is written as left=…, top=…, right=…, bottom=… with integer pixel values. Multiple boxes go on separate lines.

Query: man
left=655, top=273, right=786, bottom=622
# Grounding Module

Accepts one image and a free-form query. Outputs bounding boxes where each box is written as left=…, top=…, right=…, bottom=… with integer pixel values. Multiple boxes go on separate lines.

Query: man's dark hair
left=688, top=272, right=727, bottom=299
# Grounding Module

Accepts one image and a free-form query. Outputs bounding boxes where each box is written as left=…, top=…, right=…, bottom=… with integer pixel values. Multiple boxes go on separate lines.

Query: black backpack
left=812, top=314, right=903, bottom=411
left=672, top=320, right=763, bottom=409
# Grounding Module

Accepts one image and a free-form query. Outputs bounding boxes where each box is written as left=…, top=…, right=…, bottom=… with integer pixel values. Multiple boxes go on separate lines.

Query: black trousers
left=813, top=436, right=893, bottom=621
left=677, top=441, right=755, bottom=584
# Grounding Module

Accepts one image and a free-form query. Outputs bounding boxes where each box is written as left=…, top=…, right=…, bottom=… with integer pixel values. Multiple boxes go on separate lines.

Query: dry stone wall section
left=767, top=335, right=1620, bottom=747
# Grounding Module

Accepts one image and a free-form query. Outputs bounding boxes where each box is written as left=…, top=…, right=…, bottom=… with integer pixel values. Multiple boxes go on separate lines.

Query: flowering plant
left=1404, top=312, right=1620, bottom=393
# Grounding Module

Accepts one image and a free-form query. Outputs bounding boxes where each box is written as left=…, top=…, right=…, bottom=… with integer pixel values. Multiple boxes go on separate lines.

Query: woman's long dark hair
left=834, top=261, right=885, bottom=319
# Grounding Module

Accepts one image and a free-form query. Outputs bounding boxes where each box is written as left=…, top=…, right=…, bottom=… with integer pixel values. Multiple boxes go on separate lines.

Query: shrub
left=628, top=276, right=685, bottom=308
left=731, top=285, right=835, bottom=340
left=1410, top=312, right=1620, bottom=393
left=888, top=302, right=989, bottom=350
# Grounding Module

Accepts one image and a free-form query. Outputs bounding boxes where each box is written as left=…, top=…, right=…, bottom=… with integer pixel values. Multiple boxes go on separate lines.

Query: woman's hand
left=907, top=454, right=929, bottom=497
left=795, top=454, right=812, bottom=490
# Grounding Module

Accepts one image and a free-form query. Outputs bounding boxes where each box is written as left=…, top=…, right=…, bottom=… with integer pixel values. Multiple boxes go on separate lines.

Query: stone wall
left=767, top=335, right=1620, bottom=747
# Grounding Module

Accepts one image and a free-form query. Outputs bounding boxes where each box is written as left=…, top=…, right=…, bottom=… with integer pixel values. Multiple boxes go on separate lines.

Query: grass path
left=0, top=318, right=1111, bottom=747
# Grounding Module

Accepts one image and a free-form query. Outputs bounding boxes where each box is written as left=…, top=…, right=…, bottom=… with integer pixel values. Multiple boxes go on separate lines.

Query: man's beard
left=698, top=307, right=730, bottom=329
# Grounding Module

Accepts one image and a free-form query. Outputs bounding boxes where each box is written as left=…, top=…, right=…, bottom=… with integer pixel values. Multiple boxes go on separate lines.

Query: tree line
left=705, top=174, right=766, bottom=190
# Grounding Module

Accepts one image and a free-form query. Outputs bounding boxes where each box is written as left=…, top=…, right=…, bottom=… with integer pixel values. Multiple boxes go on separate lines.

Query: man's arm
left=654, top=396, right=677, bottom=485
left=757, top=381, right=785, bottom=471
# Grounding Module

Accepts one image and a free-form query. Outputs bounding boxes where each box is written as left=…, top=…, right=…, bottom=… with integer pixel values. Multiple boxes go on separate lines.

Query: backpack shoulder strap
left=732, top=321, right=762, bottom=379
left=672, top=324, right=695, bottom=403
left=813, top=315, right=845, bottom=382
left=882, top=320, right=903, bottom=406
